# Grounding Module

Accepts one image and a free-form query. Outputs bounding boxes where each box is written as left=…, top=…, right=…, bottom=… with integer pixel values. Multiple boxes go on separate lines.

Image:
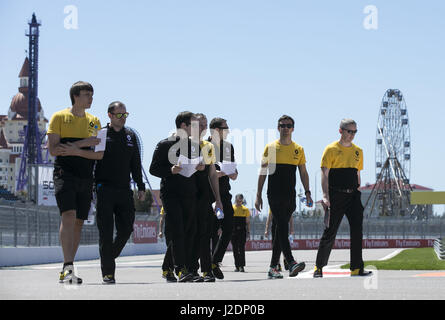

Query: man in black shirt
left=190, top=113, right=222, bottom=282
left=149, top=111, right=204, bottom=282
left=208, top=117, right=238, bottom=280
left=94, top=101, right=145, bottom=284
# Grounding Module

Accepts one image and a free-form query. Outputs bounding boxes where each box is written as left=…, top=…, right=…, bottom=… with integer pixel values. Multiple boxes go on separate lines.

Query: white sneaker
left=59, top=265, right=83, bottom=284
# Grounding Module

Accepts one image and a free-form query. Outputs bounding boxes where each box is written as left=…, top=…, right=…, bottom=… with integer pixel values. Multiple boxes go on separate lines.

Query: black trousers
left=268, top=196, right=296, bottom=268
left=161, top=219, right=173, bottom=271
left=212, top=194, right=234, bottom=264
left=191, top=194, right=213, bottom=273
left=231, top=221, right=247, bottom=268
left=162, top=196, right=197, bottom=273
left=96, top=185, right=135, bottom=277
left=316, top=190, right=364, bottom=270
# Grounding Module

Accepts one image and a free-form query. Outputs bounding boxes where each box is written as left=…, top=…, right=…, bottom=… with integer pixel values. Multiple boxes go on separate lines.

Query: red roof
left=0, top=129, right=9, bottom=149
left=9, top=91, right=42, bottom=120
left=18, top=57, right=29, bottom=77
left=9, top=154, right=20, bottom=163
left=360, top=182, right=433, bottom=191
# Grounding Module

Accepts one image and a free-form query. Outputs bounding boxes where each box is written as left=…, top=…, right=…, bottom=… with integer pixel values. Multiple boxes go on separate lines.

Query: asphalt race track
left=1, top=248, right=444, bottom=300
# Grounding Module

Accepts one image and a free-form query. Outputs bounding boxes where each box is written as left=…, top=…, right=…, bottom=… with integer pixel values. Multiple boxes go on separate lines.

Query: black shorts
left=53, top=170, right=93, bottom=220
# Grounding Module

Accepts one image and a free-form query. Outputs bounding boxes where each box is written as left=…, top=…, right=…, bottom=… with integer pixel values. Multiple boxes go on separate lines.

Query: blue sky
left=1, top=1, right=444, bottom=215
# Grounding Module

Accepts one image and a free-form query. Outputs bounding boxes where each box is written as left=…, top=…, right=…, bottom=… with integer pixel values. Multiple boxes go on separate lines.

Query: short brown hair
left=175, top=111, right=194, bottom=129
left=69, top=81, right=94, bottom=105
left=278, top=115, right=294, bottom=127
left=209, top=117, right=227, bottom=129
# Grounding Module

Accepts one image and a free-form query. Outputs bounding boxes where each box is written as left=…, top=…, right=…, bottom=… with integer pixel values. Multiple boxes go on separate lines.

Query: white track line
left=378, top=249, right=405, bottom=261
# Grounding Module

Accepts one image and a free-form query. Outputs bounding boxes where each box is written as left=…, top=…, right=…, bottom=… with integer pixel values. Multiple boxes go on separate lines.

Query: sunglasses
left=112, top=112, right=129, bottom=119
left=279, top=123, right=294, bottom=129
left=343, top=129, right=358, bottom=134
left=219, top=126, right=229, bottom=130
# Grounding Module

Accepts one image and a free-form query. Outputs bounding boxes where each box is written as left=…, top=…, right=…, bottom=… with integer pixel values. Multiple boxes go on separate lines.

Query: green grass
left=341, top=248, right=445, bottom=270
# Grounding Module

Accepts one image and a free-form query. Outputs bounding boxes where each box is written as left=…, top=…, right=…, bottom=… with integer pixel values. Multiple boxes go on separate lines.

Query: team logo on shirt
left=294, top=149, right=299, bottom=160
left=355, top=150, right=360, bottom=161
left=127, top=135, right=134, bottom=147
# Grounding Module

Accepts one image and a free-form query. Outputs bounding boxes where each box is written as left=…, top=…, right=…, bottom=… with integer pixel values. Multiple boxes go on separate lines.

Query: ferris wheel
left=365, top=89, right=427, bottom=218
left=375, top=89, right=411, bottom=183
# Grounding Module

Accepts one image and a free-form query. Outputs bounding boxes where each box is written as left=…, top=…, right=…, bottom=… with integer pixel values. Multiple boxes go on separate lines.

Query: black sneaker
left=212, top=263, right=224, bottom=280
left=192, top=272, right=204, bottom=282
left=284, top=259, right=289, bottom=271
left=178, top=268, right=193, bottom=282
left=162, top=270, right=177, bottom=283
left=351, top=268, right=373, bottom=277
left=289, top=261, right=306, bottom=277
left=239, top=266, right=245, bottom=272
left=202, top=271, right=216, bottom=282
left=313, top=266, right=323, bottom=278
left=102, top=274, right=116, bottom=284
left=234, top=267, right=240, bottom=272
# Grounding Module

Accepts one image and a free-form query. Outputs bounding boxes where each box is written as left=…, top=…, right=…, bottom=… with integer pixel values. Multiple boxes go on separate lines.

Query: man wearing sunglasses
left=313, top=118, right=372, bottom=278
left=207, top=117, right=238, bottom=280
left=94, top=101, right=145, bottom=284
left=255, top=115, right=312, bottom=279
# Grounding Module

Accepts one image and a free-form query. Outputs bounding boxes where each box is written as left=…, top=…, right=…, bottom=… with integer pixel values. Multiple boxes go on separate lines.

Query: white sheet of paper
left=94, top=128, right=108, bottom=152
left=177, top=154, right=203, bottom=178
left=219, top=161, right=237, bottom=175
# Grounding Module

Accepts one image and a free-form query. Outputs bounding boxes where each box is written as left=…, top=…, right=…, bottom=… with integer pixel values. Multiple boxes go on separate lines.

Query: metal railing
left=434, top=238, right=444, bottom=260
left=0, top=203, right=444, bottom=247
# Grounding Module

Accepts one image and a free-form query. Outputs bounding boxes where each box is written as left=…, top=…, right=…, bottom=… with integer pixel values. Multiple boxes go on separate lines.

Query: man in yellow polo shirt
left=255, top=115, right=313, bottom=279
left=313, top=118, right=372, bottom=278
left=231, top=194, right=250, bottom=272
left=47, top=81, right=103, bottom=284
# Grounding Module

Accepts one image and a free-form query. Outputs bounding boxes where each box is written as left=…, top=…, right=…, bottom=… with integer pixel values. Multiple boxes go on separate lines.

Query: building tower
left=16, top=13, right=43, bottom=201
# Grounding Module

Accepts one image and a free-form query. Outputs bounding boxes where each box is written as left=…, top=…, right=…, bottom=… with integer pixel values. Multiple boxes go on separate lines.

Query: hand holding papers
left=177, top=154, right=203, bottom=178
left=94, top=128, right=108, bottom=152
left=218, top=161, right=237, bottom=176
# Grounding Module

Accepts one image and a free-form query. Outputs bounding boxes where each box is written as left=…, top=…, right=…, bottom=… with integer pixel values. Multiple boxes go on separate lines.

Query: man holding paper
left=94, top=101, right=145, bottom=284
left=208, top=117, right=238, bottom=279
left=190, top=113, right=222, bottom=282
left=47, top=81, right=103, bottom=284
left=150, top=111, right=212, bottom=282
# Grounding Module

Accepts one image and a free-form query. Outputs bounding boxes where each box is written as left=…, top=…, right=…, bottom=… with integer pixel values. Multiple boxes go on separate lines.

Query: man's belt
left=330, top=187, right=356, bottom=193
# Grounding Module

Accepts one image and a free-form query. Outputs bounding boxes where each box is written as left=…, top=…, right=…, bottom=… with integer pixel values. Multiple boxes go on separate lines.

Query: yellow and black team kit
left=315, top=141, right=366, bottom=273
left=47, top=108, right=101, bottom=220
left=231, top=204, right=250, bottom=270
left=262, top=140, right=306, bottom=271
